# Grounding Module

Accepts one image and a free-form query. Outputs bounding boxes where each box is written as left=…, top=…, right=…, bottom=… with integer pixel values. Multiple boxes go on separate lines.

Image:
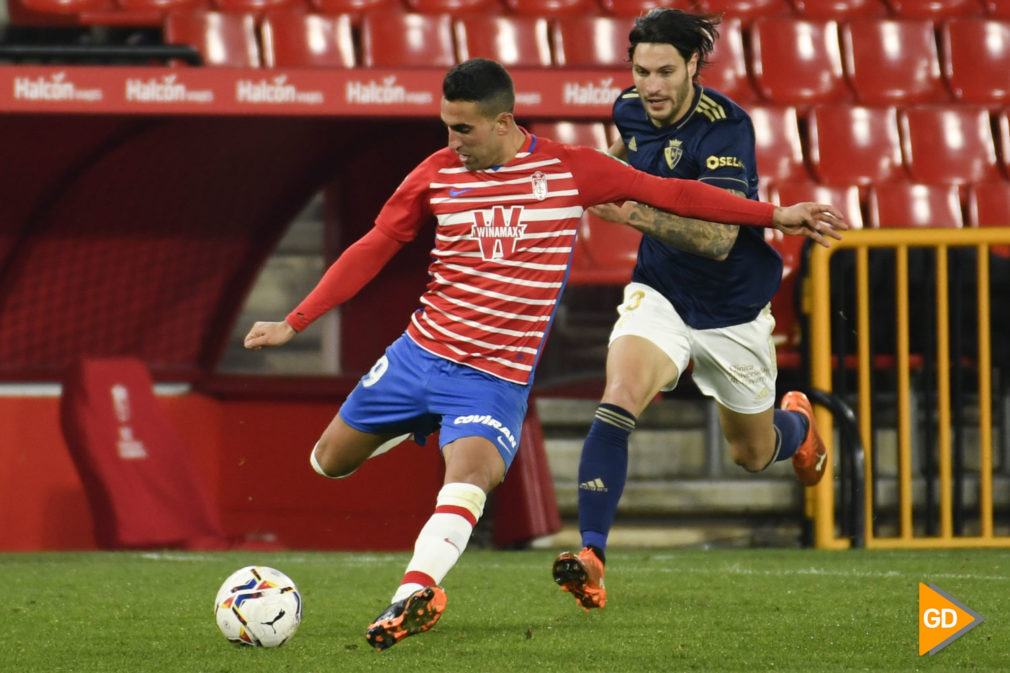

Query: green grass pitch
left=5, top=548, right=1007, bottom=672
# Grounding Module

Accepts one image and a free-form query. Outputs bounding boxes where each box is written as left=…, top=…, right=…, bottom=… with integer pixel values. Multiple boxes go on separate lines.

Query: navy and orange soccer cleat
left=781, top=391, right=828, bottom=486
left=552, top=547, right=606, bottom=610
left=365, top=586, right=447, bottom=651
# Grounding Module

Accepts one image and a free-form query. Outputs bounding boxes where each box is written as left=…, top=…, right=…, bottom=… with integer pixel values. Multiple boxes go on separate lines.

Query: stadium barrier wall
left=807, top=228, right=1010, bottom=549
left=0, top=389, right=444, bottom=551
left=0, top=381, right=558, bottom=551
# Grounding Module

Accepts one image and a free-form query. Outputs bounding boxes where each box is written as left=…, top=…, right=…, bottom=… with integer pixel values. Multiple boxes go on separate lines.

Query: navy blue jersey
left=613, top=84, right=782, bottom=329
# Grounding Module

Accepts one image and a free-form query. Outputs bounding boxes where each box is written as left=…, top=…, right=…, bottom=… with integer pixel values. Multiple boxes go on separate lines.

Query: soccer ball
left=214, top=565, right=302, bottom=647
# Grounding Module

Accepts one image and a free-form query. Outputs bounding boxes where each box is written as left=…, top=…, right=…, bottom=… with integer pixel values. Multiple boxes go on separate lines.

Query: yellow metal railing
left=807, top=228, right=1010, bottom=549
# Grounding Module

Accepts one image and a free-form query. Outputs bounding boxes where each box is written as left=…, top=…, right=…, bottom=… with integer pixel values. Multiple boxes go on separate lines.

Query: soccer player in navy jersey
left=552, top=9, right=832, bottom=612
left=243, top=57, right=845, bottom=649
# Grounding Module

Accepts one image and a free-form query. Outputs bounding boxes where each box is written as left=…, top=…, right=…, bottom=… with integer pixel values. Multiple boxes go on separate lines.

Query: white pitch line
left=136, top=551, right=403, bottom=566
left=623, top=559, right=1010, bottom=582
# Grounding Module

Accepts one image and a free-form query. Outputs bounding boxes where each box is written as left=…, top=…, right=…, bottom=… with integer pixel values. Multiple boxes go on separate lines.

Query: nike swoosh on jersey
left=448, top=187, right=475, bottom=197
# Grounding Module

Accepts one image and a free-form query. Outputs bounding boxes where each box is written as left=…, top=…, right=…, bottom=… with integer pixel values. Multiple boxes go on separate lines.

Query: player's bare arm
left=244, top=320, right=296, bottom=350
left=591, top=200, right=738, bottom=261
left=772, top=202, right=849, bottom=247
left=595, top=136, right=740, bottom=260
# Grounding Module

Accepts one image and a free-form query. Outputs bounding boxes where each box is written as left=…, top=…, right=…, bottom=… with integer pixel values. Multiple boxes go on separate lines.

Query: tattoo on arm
left=625, top=189, right=744, bottom=261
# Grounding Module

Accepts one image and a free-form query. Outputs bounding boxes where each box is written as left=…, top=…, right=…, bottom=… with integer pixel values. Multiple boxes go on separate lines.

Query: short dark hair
left=628, top=9, right=721, bottom=74
left=442, top=58, right=516, bottom=117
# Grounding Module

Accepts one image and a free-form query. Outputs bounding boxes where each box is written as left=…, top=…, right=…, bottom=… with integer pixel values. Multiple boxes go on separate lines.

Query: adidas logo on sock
left=579, top=478, right=608, bottom=492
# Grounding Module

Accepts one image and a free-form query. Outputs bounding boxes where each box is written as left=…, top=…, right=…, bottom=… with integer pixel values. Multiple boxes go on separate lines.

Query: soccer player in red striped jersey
left=243, top=58, right=846, bottom=650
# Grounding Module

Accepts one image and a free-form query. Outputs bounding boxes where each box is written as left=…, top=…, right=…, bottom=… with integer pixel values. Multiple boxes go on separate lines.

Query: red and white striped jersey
left=366, top=130, right=774, bottom=384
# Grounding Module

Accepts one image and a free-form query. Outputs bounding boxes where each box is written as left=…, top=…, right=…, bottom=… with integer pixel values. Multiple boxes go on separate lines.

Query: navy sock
left=772, top=408, right=808, bottom=462
left=578, top=403, right=636, bottom=554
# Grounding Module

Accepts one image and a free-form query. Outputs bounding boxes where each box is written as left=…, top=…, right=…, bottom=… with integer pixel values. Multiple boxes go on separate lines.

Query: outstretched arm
left=243, top=226, right=405, bottom=350
left=590, top=123, right=747, bottom=259
left=589, top=197, right=741, bottom=261
left=572, top=146, right=849, bottom=244
left=574, top=147, right=776, bottom=227
left=588, top=197, right=849, bottom=259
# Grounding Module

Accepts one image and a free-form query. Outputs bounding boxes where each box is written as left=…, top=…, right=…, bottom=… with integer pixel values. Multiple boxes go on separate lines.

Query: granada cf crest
left=664, top=138, right=684, bottom=170
left=531, top=171, right=548, bottom=201
left=471, top=205, right=528, bottom=260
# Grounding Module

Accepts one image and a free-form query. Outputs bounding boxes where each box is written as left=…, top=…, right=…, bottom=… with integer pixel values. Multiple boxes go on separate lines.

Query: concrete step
left=535, top=395, right=803, bottom=519
left=536, top=396, right=710, bottom=430
left=530, top=519, right=804, bottom=550
left=544, top=434, right=798, bottom=482
left=219, top=197, right=332, bottom=375
left=551, top=478, right=803, bottom=517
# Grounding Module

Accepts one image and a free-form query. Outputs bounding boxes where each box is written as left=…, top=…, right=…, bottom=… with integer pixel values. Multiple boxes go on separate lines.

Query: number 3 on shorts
left=362, top=355, right=389, bottom=388
left=615, top=289, right=645, bottom=329
left=624, top=289, right=645, bottom=311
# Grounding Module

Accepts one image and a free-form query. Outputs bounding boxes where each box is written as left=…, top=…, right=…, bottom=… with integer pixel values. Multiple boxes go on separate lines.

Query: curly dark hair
left=628, top=9, right=722, bottom=75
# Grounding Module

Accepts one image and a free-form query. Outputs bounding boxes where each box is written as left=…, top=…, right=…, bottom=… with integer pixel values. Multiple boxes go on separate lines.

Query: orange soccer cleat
left=781, top=391, right=828, bottom=486
left=552, top=547, right=607, bottom=610
left=365, top=585, right=447, bottom=651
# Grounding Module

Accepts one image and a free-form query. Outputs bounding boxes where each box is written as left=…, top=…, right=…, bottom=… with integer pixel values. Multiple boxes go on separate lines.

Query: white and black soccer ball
left=214, top=565, right=302, bottom=647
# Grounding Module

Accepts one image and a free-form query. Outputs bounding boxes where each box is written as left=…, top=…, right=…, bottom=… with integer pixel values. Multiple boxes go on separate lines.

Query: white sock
left=391, top=482, right=486, bottom=603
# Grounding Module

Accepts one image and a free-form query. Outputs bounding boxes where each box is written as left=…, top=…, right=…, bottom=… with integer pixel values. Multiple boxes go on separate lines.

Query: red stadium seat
left=700, top=16, right=757, bottom=104
left=455, top=15, right=552, bottom=66
left=213, top=0, right=303, bottom=10
left=576, top=212, right=642, bottom=285
left=360, top=12, right=455, bottom=67
left=261, top=12, right=356, bottom=68
left=763, top=228, right=805, bottom=363
left=598, top=0, right=691, bottom=15
left=750, top=105, right=811, bottom=184
left=789, top=0, right=888, bottom=18
left=764, top=226, right=808, bottom=365
left=76, top=0, right=204, bottom=26
left=884, top=0, right=983, bottom=18
left=967, top=181, right=1010, bottom=226
left=767, top=181, right=864, bottom=365
left=694, top=0, right=793, bottom=22
left=899, top=104, right=1002, bottom=185
left=807, top=104, right=906, bottom=186
left=749, top=17, right=852, bottom=106
left=527, top=121, right=612, bottom=149
left=551, top=17, right=628, bottom=68
left=566, top=233, right=598, bottom=285
left=867, top=181, right=964, bottom=228
left=941, top=18, right=1010, bottom=106
left=773, top=180, right=865, bottom=229
left=984, top=0, right=1010, bottom=17
left=163, top=10, right=260, bottom=67
left=999, top=107, right=1010, bottom=177
left=117, top=0, right=205, bottom=13
left=564, top=162, right=641, bottom=284
left=408, top=0, right=500, bottom=10
left=504, top=0, right=599, bottom=16
left=16, top=0, right=108, bottom=14
left=310, top=0, right=403, bottom=16
left=968, top=181, right=1010, bottom=256
left=841, top=18, right=951, bottom=105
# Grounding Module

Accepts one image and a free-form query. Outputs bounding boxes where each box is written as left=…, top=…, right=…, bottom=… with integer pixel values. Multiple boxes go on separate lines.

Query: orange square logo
left=918, top=583, right=984, bottom=655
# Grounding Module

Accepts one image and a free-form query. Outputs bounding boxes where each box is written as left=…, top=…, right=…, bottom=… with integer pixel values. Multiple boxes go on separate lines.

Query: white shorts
left=608, top=282, right=778, bottom=414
